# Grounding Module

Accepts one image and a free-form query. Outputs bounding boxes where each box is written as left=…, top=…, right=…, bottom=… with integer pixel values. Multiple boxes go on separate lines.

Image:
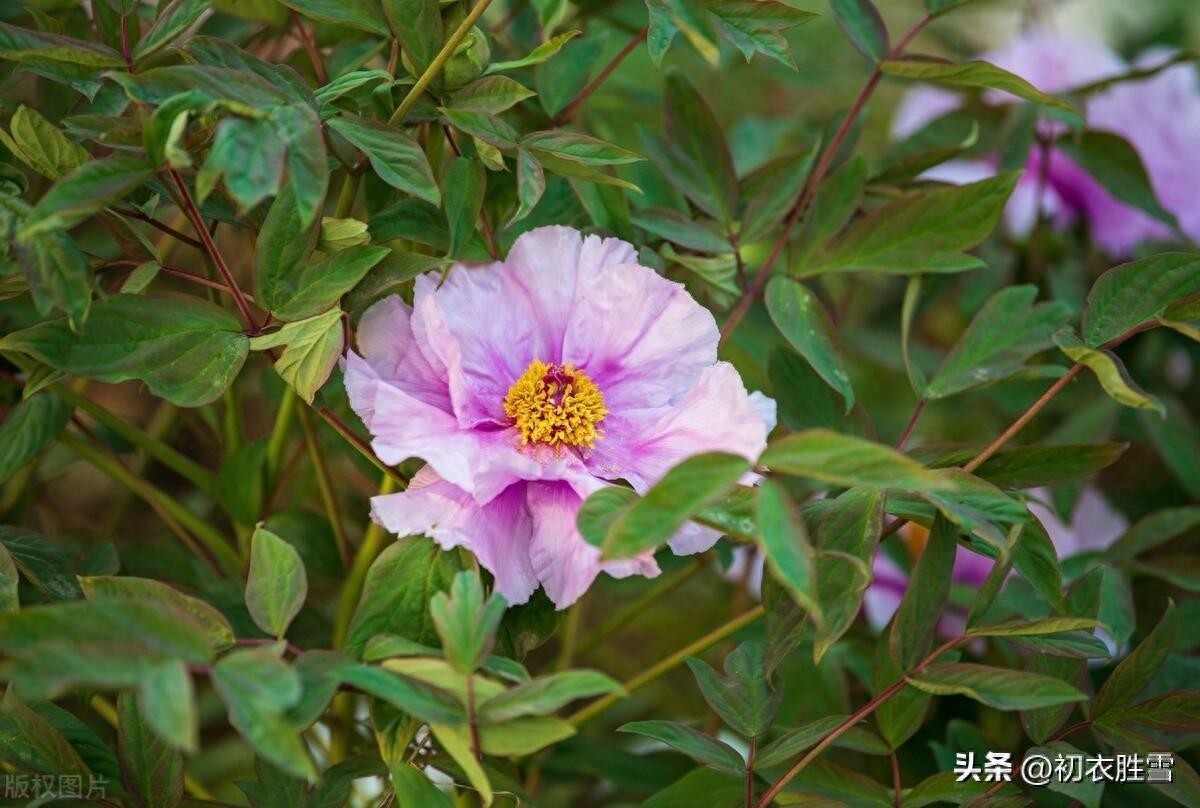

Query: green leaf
left=1, top=294, right=250, bottom=408
left=0, top=688, right=91, bottom=777
left=270, top=245, right=389, bottom=321
left=813, top=488, right=883, bottom=661
left=829, top=0, right=889, bottom=63
left=521, top=129, right=642, bottom=166
left=740, top=149, right=816, bottom=243
left=80, top=575, right=236, bottom=650
left=0, top=599, right=216, bottom=699
left=132, top=0, right=209, bottom=61
left=0, top=545, right=16, bottom=613
left=245, top=524, right=308, bottom=639
left=441, top=107, right=519, bottom=150
left=255, top=183, right=322, bottom=314
left=272, top=104, right=329, bottom=229
left=685, top=641, right=779, bottom=737
left=429, top=723, right=492, bottom=805
left=0, top=22, right=125, bottom=68
left=1098, top=691, right=1200, bottom=735
left=443, top=156, right=485, bottom=258
left=754, top=715, right=845, bottom=768
left=631, top=207, right=732, bottom=253
left=588, top=452, right=750, bottom=560
left=479, top=670, right=622, bottom=722
left=0, top=393, right=70, bottom=485
left=882, top=58, right=1080, bottom=118
left=212, top=647, right=316, bottom=782
left=0, top=526, right=82, bottom=601
left=1054, top=329, right=1164, bottom=414
left=1141, top=395, right=1200, bottom=498
left=106, top=64, right=286, bottom=112
left=250, top=308, right=345, bottom=405
left=391, top=762, right=454, bottom=807
left=478, top=714, right=575, bottom=755
left=320, top=216, right=372, bottom=252
left=654, top=71, right=738, bottom=222
left=429, top=571, right=507, bottom=673
left=197, top=116, right=286, bottom=211
left=966, top=617, right=1101, bottom=637
left=926, top=285, right=1071, bottom=399
left=1108, top=507, right=1200, bottom=562
left=450, top=76, right=535, bottom=113
left=973, top=443, right=1126, bottom=489
left=384, top=0, right=441, bottom=75
left=1012, top=517, right=1065, bottom=613
left=1057, top=131, right=1176, bottom=226
left=314, top=69, right=393, bottom=113
left=1093, top=601, right=1177, bottom=720
left=644, top=767, right=743, bottom=808
left=344, top=537, right=467, bottom=658
left=890, top=516, right=957, bottom=668
left=117, top=691, right=183, bottom=808
left=0, top=105, right=90, bottom=180
left=806, top=173, right=1019, bottom=276
left=485, top=30, right=581, bottom=74
left=619, top=720, right=746, bottom=775
left=511, top=148, right=546, bottom=224
left=708, top=0, right=816, bottom=69
left=907, top=663, right=1088, bottom=710
left=761, top=429, right=951, bottom=491
left=1082, top=253, right=1200, bottom=347
left=15, top=228, right=94, bottom=326
left=20, top=152, right=153, bottom=238
left=276, top=0, right=390, bottom=35
left=1009, top=631, right=1111, bottom=659
left=756, top=478, right=820, bottom=620
left=340, top=663, right=466, bottom=725
left=327, top=116, right=440, bottom=205
left=139, top=661, right=198, bottom=753
left=924, top=0, right=978, bottom=16
left=646, top=0, right=679, bottom=67
left=765, top=277, right=855, bottom=411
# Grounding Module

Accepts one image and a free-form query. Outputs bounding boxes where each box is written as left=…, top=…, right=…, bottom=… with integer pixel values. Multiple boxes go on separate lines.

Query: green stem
left=333, top=173, right=360, bottom=219
left=266, top=387, right=298, bottom=481
left=61, top=432, right=240, bottom=575
left=567, top=604, right=765, bottom=727
left=298, top=404, right=350, bottom=568
left=48, top=384, right=217, bottom=497
left=222, top=383, right=243, bottom=453
left=553, top=603, right=582, bottom=671
left=386, top=0, right=497, bottom=127
left=333, top=472, right=397, bottom=650
left=576, top=556, right=710, bottom=655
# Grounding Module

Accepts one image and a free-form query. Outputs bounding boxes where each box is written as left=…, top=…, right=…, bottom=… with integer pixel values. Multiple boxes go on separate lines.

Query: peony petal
left=356, top=295, right=451, bottom=412
left=564, top=262, right=718, bottom=412
left=370, top=469, right=540, bottom=605
left=526, top=480, right=659, bottom=609
left=585, top=362, right=769, bottom=492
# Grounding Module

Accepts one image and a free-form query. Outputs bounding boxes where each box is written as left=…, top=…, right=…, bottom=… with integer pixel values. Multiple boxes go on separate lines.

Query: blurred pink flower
left=344, top=226, right=773, bottom=608
left=893, top=31, right=1200, bottom=255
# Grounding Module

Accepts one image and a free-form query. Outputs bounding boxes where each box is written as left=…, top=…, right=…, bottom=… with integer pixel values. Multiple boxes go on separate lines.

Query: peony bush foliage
left=1, top=0, right=1199, bottom=805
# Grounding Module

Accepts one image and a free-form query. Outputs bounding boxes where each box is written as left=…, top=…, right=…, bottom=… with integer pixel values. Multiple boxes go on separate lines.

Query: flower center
left=503, top=359, right=607, bottom=448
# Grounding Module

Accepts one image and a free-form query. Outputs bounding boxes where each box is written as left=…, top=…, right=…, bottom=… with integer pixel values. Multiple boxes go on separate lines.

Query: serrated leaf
left=927, top=285, right=1071, bottom=399
left=249, top=308, right=345, bottom=405
left=0, top=294, right=249, bottom=408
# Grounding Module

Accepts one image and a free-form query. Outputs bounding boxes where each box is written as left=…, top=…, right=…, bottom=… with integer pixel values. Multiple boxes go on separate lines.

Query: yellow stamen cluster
left=503, top=359, right=607, bottom=449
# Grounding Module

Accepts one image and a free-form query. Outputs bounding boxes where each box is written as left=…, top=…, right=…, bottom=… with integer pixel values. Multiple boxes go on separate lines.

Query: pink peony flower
left=344, top=226, right=774, bottom=608
left=892, top=31, right=1200, bottom=255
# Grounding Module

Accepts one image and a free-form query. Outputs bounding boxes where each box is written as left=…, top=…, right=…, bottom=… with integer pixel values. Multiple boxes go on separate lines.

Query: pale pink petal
left=525, top=481, right=659, bottom=609
left=863, top=553, right=907, bottom=631
left=892, top=85, right=962, bottom=139
left=564, top=262, right=718, bottom=412
left=586, top=362, right=769, bottom=492
left=356, top=295, right=451, bottom=412
left=1027, top=485, right=1127, bottom=558
left=371, top=470, right=539, bottom=605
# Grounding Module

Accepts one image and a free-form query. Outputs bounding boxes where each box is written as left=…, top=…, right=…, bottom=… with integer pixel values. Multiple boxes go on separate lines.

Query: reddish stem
left=552, top=27, right=648, bottom=126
